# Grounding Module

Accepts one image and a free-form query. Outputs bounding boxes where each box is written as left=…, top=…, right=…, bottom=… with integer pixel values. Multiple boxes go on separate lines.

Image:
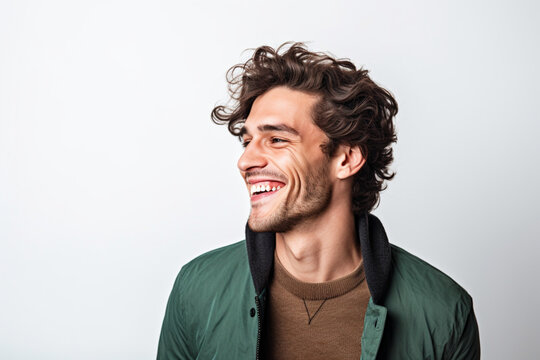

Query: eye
left=241, top=140, right=251, bottom=148
left=271, top=137, right=288, bottom=144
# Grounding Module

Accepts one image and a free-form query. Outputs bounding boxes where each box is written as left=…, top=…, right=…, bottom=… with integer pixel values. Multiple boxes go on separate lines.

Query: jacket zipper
left=255, top=295, right=262, bottom=360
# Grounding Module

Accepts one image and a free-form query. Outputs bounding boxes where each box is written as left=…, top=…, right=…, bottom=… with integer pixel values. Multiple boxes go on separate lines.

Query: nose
left=237, top=141, right=268, bottom=173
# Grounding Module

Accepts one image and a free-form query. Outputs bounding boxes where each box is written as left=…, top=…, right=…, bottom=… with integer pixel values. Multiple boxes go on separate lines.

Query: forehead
left=243, top=86, right=321, bottom=135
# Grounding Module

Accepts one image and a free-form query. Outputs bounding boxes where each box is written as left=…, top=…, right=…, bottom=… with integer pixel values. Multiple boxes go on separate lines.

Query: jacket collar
left=245, top=212, right=392, bottom=305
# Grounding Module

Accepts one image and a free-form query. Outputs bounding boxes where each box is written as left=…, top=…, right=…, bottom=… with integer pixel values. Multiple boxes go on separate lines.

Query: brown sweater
left=263, top=253, right=371, bottom=360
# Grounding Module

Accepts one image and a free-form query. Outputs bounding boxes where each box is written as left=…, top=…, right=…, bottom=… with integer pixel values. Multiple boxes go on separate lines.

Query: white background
left=1, top=0, right=539, bottom=358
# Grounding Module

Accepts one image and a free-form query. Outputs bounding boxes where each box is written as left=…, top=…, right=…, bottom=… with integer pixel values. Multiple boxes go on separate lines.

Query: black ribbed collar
left=245, top=212, right=392, bottom=305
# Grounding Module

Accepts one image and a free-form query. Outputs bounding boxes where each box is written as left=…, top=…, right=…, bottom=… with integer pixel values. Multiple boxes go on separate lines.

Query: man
left=157, top=43, right=480, bottom=359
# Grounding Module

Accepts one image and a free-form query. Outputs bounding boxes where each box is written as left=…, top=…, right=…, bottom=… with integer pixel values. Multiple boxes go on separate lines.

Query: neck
left=275, top=203, right=361, bottom=283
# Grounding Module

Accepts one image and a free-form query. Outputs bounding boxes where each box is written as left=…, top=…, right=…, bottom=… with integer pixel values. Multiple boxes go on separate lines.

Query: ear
left=335, top=145, right=366, bottom=180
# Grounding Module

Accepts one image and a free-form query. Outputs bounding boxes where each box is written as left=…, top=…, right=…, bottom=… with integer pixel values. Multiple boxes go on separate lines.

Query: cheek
left=276, top=150, right=313, bottom=198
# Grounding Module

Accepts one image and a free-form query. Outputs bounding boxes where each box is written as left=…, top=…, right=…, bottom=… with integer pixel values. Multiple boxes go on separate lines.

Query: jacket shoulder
left=180, top=240, right=249, bottom=291
left=158, top=240, right=257, bottom=359
left=183, top=239, right=247, bottom=270
left=380, top=244, right=479, bottom=359
left=389, top=244, right=472, bottom=304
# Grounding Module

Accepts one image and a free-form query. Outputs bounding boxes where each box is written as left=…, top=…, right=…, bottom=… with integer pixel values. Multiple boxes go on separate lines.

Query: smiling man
left=157, top=43, right=480, bottom=360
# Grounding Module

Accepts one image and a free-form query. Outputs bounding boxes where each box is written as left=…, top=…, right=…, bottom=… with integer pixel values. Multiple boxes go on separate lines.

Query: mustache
left=245, top=170, right=287, bottom=182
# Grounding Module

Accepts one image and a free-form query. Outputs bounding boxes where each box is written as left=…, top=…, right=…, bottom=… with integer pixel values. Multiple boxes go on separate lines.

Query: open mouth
left=249, top=181, right=286, bottom=200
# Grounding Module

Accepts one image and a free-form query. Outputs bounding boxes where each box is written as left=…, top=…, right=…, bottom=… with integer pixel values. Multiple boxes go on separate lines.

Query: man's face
left=237, top=86, right=334, bottom=233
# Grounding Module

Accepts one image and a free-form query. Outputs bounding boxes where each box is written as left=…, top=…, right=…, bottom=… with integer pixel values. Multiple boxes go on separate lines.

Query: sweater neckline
left=273, top=252, right=366, bottom=300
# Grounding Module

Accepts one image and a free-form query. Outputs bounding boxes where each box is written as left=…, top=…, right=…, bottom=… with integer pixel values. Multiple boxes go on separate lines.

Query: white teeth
left=250, top=183, right=284, bottom=195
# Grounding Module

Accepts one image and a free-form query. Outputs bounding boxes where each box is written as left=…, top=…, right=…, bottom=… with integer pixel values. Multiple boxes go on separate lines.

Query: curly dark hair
left=211, top=42, right=398, bottom=214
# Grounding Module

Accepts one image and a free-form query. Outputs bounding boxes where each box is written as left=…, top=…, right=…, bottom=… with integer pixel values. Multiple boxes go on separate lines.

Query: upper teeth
left=251, top=184, right=282, bottom=195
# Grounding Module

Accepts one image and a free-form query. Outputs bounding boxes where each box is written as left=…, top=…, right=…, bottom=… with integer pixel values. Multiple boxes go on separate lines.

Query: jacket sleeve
left=447, top=301, right=481, bottom=360
left=157, top=267, right=196, bottom=360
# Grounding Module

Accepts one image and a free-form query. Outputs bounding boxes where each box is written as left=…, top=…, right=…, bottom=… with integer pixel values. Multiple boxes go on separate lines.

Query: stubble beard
left=247, top=160, right=333, bottom=233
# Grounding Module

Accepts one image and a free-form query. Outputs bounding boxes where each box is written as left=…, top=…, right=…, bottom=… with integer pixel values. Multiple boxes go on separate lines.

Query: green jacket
left=158, top=214, right=480, bottom=359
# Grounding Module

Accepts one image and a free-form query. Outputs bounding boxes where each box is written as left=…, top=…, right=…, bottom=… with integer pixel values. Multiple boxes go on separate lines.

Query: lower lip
left=251, top=188, right=283, bottom=202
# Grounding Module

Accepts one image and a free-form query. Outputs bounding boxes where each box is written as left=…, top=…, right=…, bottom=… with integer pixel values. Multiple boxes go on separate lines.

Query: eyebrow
left=240, top=123, right=300, bottom=137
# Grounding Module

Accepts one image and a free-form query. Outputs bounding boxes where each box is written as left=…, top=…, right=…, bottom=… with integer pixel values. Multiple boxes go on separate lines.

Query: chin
left=248, top=214, right=287, bottom=233
left=248, top=216, right=275, bottom=233
left=247, top=209, right=300, bottom=233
